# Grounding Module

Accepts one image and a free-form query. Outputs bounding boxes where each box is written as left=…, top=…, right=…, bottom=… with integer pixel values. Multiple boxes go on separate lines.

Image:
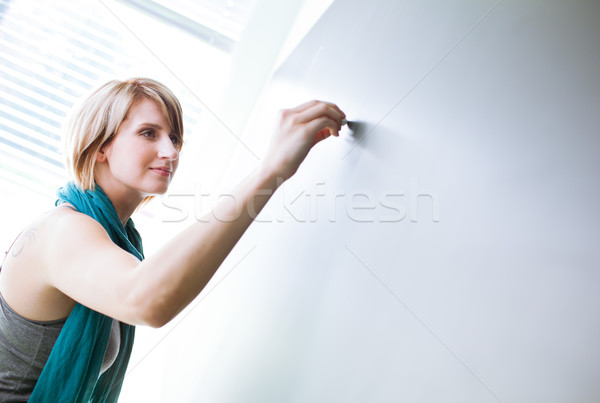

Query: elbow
left=125, top=275, right=183, bottom=328
left=136, top=308, right=165, bottom=328
left=144, top=315, right=170, bottom=329
left=130, top=293, right=174, bottom=328
left=134, top=302, right=172, bottom=328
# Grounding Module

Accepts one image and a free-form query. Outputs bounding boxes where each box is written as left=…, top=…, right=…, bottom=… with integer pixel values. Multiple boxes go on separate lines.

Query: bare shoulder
left=2, top=205, right=94, bottom=266
left=45, top=204, right=114, bottom=247
left=15, top=204, right=112, bottom=260
left=0, top=205, right=117, bottom=321
left=39, top=204, right=135, bottom=279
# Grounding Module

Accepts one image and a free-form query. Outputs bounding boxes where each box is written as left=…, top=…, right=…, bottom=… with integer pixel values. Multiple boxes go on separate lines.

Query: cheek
left=107, top=146, right=141, bottom=172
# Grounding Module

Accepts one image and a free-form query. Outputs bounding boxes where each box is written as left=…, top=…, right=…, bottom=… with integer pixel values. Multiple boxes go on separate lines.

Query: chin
left=147, top=186, right=170, bottom=196
left=138, top=182, right=171, bottom=197
left=138, top=175, right=174, bottom=196
left=152, top=183, right=170, bottom=195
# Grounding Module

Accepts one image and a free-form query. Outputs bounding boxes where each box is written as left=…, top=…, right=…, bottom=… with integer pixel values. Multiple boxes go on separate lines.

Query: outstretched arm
left=47, top=100, right=345, bottom=327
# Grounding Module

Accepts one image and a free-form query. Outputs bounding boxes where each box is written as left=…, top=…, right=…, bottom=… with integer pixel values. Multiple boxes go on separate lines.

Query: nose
left=157, top=134, right=179, bottom=160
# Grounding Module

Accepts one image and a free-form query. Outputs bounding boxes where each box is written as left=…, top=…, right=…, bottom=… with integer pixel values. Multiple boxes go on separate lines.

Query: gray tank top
left=0, top=291, right=120, bottom=401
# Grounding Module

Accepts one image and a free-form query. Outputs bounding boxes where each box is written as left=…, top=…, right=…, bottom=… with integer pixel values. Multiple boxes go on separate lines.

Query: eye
left=141, top=129, right=155, bottom=138
left=170, top=134, right=181, bottom=146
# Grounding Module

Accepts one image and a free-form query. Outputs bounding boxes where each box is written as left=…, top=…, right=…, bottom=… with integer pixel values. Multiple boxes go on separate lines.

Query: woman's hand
left=263, top=100, right=345, bottom=181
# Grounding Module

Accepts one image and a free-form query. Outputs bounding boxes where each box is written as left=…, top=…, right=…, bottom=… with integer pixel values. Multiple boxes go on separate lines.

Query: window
left=0, top=0, right=255, bottom=245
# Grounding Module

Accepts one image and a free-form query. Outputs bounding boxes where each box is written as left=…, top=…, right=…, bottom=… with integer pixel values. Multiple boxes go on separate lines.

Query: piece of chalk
left=341, top=118, right=348, bottom=126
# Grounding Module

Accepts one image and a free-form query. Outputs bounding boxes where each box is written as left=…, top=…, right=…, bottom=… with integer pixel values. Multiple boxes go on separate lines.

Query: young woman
left=0, top=78, right=345, bottom=402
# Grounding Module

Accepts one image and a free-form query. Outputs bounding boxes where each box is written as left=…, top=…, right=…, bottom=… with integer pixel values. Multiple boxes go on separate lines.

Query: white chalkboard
left=163, top=1, right=600, bottom=401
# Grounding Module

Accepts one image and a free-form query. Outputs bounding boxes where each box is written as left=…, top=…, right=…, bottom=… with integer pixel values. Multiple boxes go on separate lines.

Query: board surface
left=164, top=1, right=600, bottom=401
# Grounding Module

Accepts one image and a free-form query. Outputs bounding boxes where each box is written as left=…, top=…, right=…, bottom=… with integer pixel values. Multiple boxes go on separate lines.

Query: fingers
left=288, top=101, right=345, bottom=145
left=312, top=127, right=334, bottom=147
left=265, top=100, right=345, bottom=181
left=304, top=115, right=340, bottom=144
left=299, top=105, right=344, bottom=131
left=286, top=100, right=345, bottom=128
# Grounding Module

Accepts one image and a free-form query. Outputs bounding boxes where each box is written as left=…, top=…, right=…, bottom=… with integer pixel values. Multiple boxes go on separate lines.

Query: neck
left=94, top=178, right=145, bottom=226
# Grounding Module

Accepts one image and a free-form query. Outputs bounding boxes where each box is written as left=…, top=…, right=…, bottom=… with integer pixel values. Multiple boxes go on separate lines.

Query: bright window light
left=0, top=0, right=245, bottom=247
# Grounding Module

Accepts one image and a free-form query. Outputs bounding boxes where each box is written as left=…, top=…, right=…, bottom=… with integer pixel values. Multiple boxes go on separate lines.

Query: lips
left=150, top=166, right=172, bottom=177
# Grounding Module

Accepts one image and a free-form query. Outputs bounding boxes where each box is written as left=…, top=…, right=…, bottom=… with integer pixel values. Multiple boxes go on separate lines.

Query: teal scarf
left=29, top=182, right=144, bottom=402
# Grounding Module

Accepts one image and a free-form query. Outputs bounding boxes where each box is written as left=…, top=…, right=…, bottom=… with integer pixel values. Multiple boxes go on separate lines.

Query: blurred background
left=0, top=0, right=333, bottom=400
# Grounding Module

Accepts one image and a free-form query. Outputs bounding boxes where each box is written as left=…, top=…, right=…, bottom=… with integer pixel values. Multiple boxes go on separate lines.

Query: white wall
left=161, top=0, right=600, bottom=401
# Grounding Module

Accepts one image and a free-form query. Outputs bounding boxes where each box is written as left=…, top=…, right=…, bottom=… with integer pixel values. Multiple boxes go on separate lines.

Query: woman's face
left=98, top=98, right=180, bottom=198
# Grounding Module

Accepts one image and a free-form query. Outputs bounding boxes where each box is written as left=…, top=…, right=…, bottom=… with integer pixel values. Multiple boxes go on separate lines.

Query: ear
left=96, top=149, right=107, bottom=162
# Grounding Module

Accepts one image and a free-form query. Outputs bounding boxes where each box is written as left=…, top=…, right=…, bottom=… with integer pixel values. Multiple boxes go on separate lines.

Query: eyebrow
left=137, top=122, right=163, bottom=129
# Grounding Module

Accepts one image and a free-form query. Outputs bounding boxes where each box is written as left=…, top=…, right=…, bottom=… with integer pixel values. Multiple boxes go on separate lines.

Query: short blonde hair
left=65, top=78, right=184, bottom=190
